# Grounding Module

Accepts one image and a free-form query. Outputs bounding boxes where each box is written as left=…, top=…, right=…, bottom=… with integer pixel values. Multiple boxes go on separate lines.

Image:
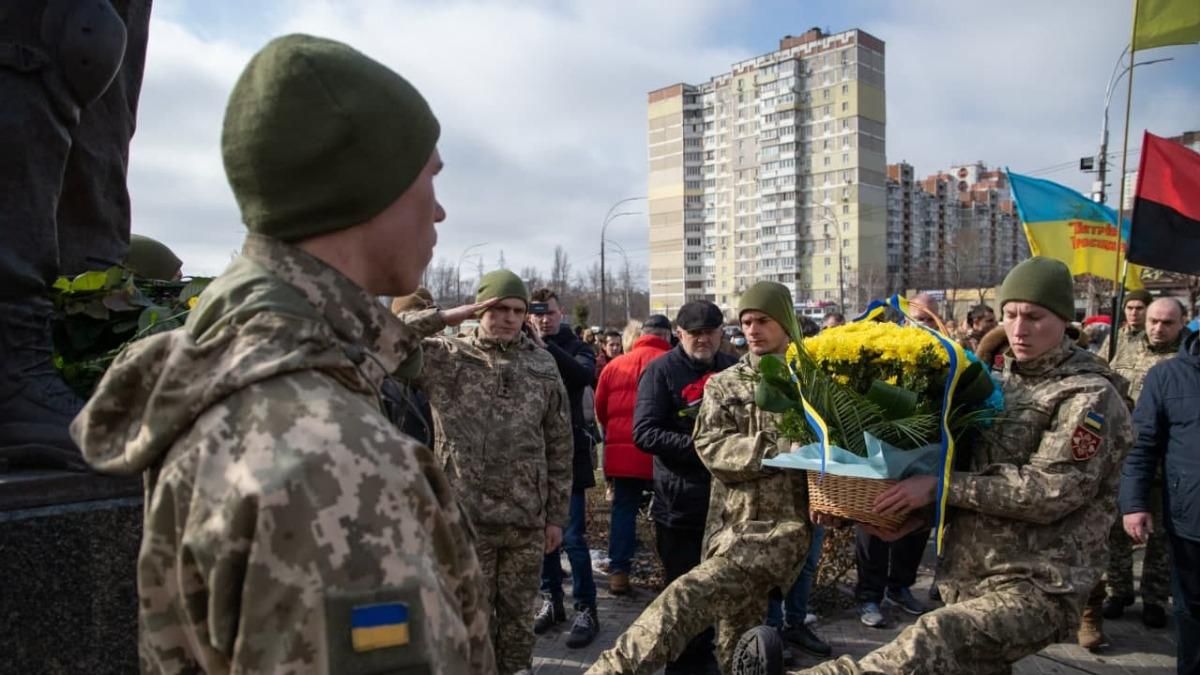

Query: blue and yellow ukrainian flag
left=1006, top=170, right=1144, bottom=289
left=351, top=603, right=410, bottom=652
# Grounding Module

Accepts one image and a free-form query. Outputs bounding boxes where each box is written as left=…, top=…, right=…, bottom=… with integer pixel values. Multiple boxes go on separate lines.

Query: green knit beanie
left=475, top=270, right=529, bottom=306
left=1125, top=289, right=1153, bottom=306
left=738, top=281, right=801, bottom=342
left=222, top=34, right=440, bottom=242
left=126, top=234, right=182, bottom=280
left=998, top=256, right=1075, bottom=321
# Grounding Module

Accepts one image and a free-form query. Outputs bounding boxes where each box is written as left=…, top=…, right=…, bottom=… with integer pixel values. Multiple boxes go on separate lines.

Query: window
left=823, top=157, right=831, bottom=166
left=842, top=153, right=849, bottom=164
left=841, top=84, right=849, bottom=95
left=841, top=101, right=848, bottom=112
left=842, top=204, right=850, bottom=214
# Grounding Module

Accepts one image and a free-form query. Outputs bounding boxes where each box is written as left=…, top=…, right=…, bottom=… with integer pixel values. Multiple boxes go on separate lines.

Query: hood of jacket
left=1179, top=329, right=1200, bottom=363
left=71, top=234, right=421, bottom=475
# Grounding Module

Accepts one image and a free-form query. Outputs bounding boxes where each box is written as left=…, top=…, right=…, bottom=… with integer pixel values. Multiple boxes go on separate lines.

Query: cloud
left=858, top=0, right=1200, bottom=191
left=127, top=0, right=1199, bottom=282
left=129, top=0, right=746, bottom=280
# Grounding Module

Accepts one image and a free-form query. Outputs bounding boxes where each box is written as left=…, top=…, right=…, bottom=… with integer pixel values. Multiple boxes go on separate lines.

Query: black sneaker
left=1143, top=603, right=1167, bottom=628
left=885, top=587, right=928, bottom=616
left=565, top=604, right=599, bottom=648
left=533, top=594, right=565, bottom=635
left=780, top=622, right=832, bottom=657
left=1101, top=594, right=1133, bottom=620
left=732, top=626, right=784, bottom=675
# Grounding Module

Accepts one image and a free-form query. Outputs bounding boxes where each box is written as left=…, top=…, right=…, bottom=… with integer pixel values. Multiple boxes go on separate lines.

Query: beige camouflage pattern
left=1109, top=330, right=1181, bottom=403
left=475, top=527, right=545, bottom=674
left=588, top=353, right=811, bottom=675
left=1099, top=324, right=1142, bottom=367
left=794, top=581, right=1072, bottom=675
left=71, top=234, right=495, bottom=674
left=942, top=339, right=1132, bottom=613
left=1104, top=330, right=1178, bottom=607
left=789, top=339, right=1132, bottom=675
left=408, top=321, right=574, bottom=531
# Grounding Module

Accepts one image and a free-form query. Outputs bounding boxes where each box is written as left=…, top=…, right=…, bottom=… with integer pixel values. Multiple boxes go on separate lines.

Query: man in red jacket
left=595, top=315, right=673, bottom=595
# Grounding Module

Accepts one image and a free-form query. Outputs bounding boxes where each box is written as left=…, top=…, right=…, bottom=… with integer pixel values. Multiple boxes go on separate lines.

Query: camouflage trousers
left=1105, top=496, right=1169, bottom=606
left=587, top=521, right=809, bottom=675
left=475, top=526, right=544, bottom=675
left=791, top=580, right=1072, bottom=675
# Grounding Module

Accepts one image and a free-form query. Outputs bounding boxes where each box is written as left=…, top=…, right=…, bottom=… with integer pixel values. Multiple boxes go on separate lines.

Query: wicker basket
left=807, top=472, right=906, bottom=530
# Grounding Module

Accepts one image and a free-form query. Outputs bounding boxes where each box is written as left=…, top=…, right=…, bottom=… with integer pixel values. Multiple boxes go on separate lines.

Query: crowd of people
left=58, top=33, right=1198, bottom=675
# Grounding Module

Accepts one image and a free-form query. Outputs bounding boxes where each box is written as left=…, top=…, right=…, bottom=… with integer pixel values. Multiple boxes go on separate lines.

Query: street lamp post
left=600, top=196, right=645, bottom=328
left=1095, top=47, right=1173, bottom=204
left=456, top=242, right=488, bottom=304
left=605, top=238, right=632, bottom=324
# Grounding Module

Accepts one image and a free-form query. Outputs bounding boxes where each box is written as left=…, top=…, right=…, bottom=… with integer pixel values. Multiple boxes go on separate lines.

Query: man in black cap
left=628, top=300, right=737, bottom=674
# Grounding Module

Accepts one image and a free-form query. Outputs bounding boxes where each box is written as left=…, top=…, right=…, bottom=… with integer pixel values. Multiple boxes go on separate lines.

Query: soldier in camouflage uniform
left=1099, top=289, right=1151, bottom=361
left=588, top=281, right=813, bottom=675
left=403, top=269, right=574, bottom=675
left=1102, top=297, right=1188, bottom=628
left=734, top=257, right=1133, bottom=675
left=70, top=35, right=496, bottom=674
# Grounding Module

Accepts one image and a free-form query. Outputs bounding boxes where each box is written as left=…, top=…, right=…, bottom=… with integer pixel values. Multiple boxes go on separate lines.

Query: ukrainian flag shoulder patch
left=350, top=602, right=410, bottom=652
left=1084, top=411, right=1104, bottom=431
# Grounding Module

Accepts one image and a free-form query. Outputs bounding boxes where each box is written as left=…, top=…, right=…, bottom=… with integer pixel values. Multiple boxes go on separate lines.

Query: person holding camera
left=528, top=288, right=603, bottom=649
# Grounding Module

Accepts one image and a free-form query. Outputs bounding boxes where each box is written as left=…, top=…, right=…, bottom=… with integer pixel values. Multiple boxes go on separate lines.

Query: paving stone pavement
left=532, top=546, right=1178, bottom=674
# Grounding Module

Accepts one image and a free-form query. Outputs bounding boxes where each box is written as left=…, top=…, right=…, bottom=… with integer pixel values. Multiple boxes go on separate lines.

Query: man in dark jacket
left=1120, top=325, right=1200, bottom=675
left=632, top=301, right=737, bottom=674
left=529, top=287, right=601, bottom=648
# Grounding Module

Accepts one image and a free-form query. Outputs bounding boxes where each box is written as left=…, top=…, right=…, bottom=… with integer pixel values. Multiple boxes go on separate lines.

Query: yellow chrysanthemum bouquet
left=756, top=297, right=1001, bottom=530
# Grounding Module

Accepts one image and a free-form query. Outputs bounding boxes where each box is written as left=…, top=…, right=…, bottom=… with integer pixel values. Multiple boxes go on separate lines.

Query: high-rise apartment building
left=647, top=28, right=887, bottom=316
left=886, top=161, right=1026, bottom=292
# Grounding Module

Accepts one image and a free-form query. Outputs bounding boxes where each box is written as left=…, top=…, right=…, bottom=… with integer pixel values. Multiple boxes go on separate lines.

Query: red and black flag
left=1127, top=132, right=1200, bottom=275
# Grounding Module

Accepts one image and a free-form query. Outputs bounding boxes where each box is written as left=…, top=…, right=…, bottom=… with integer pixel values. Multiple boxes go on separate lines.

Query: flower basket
left=754, top=295, right=1003, bottom=532
left=806, top=472, right=904, bottom=530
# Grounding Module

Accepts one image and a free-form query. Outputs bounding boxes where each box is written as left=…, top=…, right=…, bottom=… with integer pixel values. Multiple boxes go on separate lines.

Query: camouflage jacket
left=409, top=323, right=573, bottom=531
left=1109, top=331, right=1182, bottom=402
left=692, top=353, right=811, bottom=562
left=942, top=338, right=1132, bottom=615
left=71, top=235, right=495, bottom=675
left=1100, top=324, right=1142, bottom=365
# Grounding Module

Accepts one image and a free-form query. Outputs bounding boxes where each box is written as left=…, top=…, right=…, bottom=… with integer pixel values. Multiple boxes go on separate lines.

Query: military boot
left=732, top=625, right=784, bottom=675
left=532, top=593, right=565, bottom=635
left=1077, top=605, right=1109, bottom=652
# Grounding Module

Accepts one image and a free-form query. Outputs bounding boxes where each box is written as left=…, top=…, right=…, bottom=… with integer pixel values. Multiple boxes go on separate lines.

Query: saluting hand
left=440, top=299, right=496, bottom=327
left=873, top=475, right=938, bottom=517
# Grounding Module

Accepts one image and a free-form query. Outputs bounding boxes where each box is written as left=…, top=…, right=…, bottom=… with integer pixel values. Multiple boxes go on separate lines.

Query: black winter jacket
left=633, top=345, right=737, bottom=530
left=1121, top=330, right=1200, bottom=542
left=543, top=323, right=598, bottom=492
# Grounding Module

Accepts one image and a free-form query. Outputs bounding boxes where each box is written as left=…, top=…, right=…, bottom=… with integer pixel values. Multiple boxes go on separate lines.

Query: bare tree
left=520, top=265, right=545, bottom=291
left=550, top=246, right=571, bottom=296
left=424, top=258, right=457, bottom=305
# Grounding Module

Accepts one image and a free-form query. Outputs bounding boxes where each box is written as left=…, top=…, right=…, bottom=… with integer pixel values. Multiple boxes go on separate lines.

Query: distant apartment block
left=886, top=161, right=1027, bottom=292
left=647, top=27, right=887, bottom=316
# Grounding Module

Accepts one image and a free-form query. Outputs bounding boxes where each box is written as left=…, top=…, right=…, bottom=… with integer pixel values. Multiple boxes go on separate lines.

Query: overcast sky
left=130, top=0, right=1200, bottom=282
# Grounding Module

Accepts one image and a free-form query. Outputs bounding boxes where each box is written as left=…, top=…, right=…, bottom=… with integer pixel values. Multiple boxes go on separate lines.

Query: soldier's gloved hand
left=440, top=299, right=497, bottom=326
left=1123, top=512, right=1153, bottom=544
left=544, top=524, right=563, bottom=553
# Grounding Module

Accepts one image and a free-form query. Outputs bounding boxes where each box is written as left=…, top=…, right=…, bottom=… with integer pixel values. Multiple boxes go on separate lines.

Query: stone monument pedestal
left=0, top=470, right=141, bottom=674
